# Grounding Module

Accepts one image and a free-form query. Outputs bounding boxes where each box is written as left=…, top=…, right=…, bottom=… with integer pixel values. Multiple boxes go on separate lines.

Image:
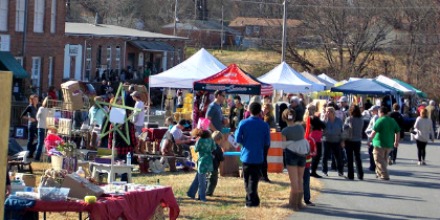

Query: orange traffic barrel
left=267, top=132, right=284, bottom=173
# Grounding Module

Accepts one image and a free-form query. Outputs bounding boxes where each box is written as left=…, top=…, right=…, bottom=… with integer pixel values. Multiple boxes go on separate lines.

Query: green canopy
left=0, top=52, right=28, bottom=78
left=393, top=79, right=427, bottom=98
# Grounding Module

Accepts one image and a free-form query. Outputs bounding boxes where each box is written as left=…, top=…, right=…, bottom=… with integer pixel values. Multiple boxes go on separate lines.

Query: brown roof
left=229, top=17, right=302, bottom=27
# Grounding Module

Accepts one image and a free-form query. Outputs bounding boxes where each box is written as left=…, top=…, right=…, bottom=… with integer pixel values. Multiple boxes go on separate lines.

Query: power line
left=230, top=0, right=437, bottom=10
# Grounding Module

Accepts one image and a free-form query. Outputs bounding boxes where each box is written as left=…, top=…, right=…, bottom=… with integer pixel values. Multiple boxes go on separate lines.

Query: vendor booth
left=258, top=62, right=325, bottom=93
left=150, top=48, right=226, bottom=89
left=194, top=64, right=274, bottom=176
left=194, top=63, right=273, bottom=95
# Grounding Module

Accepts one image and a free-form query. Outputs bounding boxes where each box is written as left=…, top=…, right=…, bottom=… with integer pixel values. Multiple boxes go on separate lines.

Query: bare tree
left=300, top=0, right=392, bottom=79
left=387, top=0, right=440, bottom=96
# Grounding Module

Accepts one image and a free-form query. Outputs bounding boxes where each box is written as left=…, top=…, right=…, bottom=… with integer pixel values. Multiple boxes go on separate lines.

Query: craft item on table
left=61, top=81, right=85, bottom=110
left=61, top=173, right=104, bottom=199
left=58, top=118, right=72, bottom=135
left=38, top=187, right=70, bottom=201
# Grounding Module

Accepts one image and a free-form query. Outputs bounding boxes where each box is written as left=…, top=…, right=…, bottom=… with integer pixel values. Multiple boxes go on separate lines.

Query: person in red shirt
left=47, top=86, right=58, bottom=100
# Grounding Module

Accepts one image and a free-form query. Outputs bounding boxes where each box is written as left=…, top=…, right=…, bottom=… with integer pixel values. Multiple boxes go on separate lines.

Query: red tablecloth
left=27, top=186, right=180, bottom=220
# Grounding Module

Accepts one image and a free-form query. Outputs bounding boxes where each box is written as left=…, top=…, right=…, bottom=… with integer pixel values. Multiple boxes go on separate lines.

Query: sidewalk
left=287, top=140, right=440, bottom=220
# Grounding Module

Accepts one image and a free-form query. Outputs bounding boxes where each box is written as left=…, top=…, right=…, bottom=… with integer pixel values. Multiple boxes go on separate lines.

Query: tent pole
left=147, top=75, right=151, bottom=122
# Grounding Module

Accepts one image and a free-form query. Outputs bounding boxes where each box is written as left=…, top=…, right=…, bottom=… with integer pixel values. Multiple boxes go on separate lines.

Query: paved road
left=288, top=140, right=440, bottom=220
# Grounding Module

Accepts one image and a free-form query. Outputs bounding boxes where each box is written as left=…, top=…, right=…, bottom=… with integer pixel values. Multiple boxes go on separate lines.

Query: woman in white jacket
left=413, top=108, right=434, bottom=165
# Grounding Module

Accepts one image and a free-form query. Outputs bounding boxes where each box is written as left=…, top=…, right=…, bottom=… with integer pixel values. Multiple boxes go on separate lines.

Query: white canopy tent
left=150, top=48, right=226, bottom=88
left=318, top=73, right=338, bottom=84
left=301, top=71, right=331, bottom=90
left=375, top=75, right=415, bottom=95
left=258, top=62, right=325, bottom=92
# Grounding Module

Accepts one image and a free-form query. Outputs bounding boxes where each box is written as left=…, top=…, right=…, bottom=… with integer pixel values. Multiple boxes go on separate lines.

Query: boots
left=289, top=191, right=295, bottom=209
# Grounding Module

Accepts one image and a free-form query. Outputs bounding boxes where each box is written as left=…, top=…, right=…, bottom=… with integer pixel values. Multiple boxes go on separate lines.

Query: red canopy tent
left=193, top=64, right=273, bottom=95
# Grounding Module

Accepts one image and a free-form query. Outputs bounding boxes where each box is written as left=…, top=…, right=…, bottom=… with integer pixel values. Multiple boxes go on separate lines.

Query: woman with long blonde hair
left=413, top=108, right=434, bottom=165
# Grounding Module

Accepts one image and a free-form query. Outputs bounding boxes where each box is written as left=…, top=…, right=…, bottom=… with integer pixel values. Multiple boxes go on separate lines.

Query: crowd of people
left=14, top=85, right=439, bottom=211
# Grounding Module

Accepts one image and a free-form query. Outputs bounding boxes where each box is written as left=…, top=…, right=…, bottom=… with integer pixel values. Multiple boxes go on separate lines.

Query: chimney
left=94, top=12, right=103, bottom=25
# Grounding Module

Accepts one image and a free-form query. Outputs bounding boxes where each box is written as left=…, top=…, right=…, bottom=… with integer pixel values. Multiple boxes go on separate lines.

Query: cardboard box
left=61, top=173, right=104, bottom=199
left=16, top=173, right=36, bottom=187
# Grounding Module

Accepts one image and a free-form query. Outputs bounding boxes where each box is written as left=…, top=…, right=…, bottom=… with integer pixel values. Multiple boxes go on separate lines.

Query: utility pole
left=281, top=0, right=287, bottom=62
left=173, top=0, right=178, bottom=36
left=221, top=0, right=224, bottom=52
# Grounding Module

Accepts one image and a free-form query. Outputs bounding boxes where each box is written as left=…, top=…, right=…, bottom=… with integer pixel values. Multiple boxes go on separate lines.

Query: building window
left=0, top=0, right=8, bottom=31
left=50, top=0, right=56, bottom=33
left=34, top=0, right=45, bottom=33
left=115, top=46, right=121, bottom=74
left=16, top=0, right=25, bottom=32
left=31, top=57, right=41, bottom=91
left=48, top=57, right=54, bottom=86
left=15, top=57, right=23, bottom=66
left=245, top=26, right=252, bottom=36
left=86, top=46, right=92, bottom=81
left=106, top=46, right=112, bottom=68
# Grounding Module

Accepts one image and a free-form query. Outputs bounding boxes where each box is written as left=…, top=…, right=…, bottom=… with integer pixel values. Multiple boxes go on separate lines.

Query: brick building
left=0, top=0, right=66, bottom=98
left=0, top=0, right=187, bottom=97
left=64, top=23, right=186, bottom=83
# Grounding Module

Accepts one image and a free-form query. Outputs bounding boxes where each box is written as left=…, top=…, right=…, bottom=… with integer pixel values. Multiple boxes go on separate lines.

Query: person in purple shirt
left=235, top=102, right=271, bottom=207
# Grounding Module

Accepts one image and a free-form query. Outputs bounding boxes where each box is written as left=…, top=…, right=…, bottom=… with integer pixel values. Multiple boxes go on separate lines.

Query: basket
left=39, top=187, right=70, bottom=201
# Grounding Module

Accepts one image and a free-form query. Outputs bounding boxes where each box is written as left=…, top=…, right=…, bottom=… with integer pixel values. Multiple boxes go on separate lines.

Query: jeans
left=389, top=147, right=398, bottom=162
left=187, top=172, right=207, bottom=201
left=303, top=167, right=311, bottom=202
left=243, top=163, right=262, bottom=207
left=206, top=169, right=218, bottom=196
left=261, top=147, right=269, bottom=179
left=322, top=142, right=344, bottom=174
left=345, top=140, right=363, bottom=179
left=116, top=154, right=129, bottom=181
left=416, top=140, right=427, bottom=162
left=27, top=125, right=37, bottom=157
left=368, top=144, right=376, bottom=171
left=311, top=142, right=322, bottom=174
left=34, top=128, right=46, bottom=161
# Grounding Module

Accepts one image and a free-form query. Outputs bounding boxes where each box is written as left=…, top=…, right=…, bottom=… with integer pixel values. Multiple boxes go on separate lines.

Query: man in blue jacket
left=235, top=102, right=271, bottom=207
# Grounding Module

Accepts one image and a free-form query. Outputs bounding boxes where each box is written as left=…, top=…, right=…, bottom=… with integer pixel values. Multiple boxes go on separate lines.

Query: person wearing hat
left=130, top=91, right=145, bottom=135
left=365, top=105, right=380, bottom=171
left=339, top=96, right=349, bottom=112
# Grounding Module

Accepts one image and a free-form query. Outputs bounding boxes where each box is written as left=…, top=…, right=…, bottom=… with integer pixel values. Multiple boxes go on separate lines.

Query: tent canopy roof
left=318, top=73, right=337, bottom=84
left=301, top=71, right=331, bottom=90
left=375, top=75, right=415, bottom=95
left=331, top=79, right=397, bottom=95
left=150, top=48, right=225, bottom=88
left=258, top=62, right=324, bottom=92
left=194, top=64, right=272, bottom=95
left=393, top=79, right=427, bottom=98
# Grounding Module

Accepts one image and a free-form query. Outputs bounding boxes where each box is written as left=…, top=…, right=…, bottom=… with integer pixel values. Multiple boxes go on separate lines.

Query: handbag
left=342, top=117, right=353, bottom=140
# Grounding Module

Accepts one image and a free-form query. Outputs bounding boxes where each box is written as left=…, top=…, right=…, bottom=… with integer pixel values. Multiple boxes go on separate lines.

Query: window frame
left=33, top=0, right=45, bottom=33
left=15, top=0, right=25, bottom=32
left=0, top=0, right=8, bottom=31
